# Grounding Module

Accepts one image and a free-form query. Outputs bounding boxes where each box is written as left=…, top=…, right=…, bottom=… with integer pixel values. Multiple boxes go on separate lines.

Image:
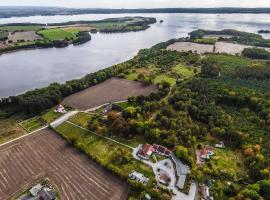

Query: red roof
left=139, top=144, right=154, bottom=157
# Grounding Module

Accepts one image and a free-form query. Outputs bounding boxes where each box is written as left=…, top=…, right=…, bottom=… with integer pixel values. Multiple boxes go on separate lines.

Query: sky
left=0, top=0, right=269, bottom=9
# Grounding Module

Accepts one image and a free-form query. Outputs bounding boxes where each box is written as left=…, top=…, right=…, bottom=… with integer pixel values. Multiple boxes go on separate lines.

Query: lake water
left=0, top=13, right=270, bottom=97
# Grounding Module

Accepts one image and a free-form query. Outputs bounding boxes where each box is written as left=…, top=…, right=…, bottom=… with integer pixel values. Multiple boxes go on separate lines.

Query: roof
left=138, top=144, right=154, bottom=158
left=39, top=189, right=56, bottom=200
left=153, top=144, right=172, bottom=155
left=30, top=184, right=43, bottom=196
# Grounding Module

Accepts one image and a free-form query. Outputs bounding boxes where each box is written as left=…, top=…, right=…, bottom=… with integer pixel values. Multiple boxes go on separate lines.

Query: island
left=0, top=30, right=269, bottom=200
left=0, top=16, right=156, bottom=54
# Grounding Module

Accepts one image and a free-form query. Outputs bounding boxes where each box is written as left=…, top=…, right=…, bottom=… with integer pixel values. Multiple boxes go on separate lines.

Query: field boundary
left=65, top=121, right=134, bottom=150
left=0, top=126, right=48, bottom=148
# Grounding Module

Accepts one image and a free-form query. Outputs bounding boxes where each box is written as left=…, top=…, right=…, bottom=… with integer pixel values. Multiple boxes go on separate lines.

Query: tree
left=175, top=145, right=189, bottom=161
left=201, top=59, right=220, bottom=77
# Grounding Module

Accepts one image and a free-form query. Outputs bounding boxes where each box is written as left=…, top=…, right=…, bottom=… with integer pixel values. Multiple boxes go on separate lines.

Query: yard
left=55, top=122, right=154, bottom=178
left=38, top=28, right=80, bottom=40
left=19, top=108, right=63, bottom=132
left=68, top=112, right=146, bottom=148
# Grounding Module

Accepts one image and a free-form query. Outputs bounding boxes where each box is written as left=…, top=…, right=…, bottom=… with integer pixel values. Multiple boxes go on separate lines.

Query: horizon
left=0, top=0, right=269, bottom=9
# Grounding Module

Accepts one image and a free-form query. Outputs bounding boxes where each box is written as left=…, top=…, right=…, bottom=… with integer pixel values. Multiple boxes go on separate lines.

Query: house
left=137, top=144, right=155, bottom=160
left=54, top=105, right=66, bottom=113
left=153, top=144, right=172, bottom=157
left=29, top=184, right=43, bottom=196
left=200, top=146, right=214, bottom=160
left=129, top=171, right=149, bottom=184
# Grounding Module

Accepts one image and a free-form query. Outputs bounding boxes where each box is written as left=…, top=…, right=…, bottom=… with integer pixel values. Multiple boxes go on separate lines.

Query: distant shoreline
left=1, top=7, right=270, bottom=18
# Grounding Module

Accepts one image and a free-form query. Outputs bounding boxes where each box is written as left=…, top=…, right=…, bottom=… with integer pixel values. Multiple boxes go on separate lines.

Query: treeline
left=242, top=48, right=270, bottom=60
left=2, top=7, right=270, bottom=18
left=190, top=29, right=270, bottom=48
left=0, top=61, right=131, bottom=116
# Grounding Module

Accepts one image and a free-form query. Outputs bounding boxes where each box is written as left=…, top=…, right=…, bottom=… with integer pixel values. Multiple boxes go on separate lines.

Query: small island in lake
left=258, top=30, right=270, bottom=34
left=0, top=16, right=156, bottom=54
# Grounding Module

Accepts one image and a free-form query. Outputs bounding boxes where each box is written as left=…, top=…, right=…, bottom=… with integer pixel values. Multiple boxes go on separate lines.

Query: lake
left=0, top=13, right=270, bottom=97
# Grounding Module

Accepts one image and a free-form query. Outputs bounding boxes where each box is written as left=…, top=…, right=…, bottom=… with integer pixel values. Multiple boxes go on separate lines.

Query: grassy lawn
left=55, top=122, right=154, bottom=178
left=38, top=28, right=79, bottom=40
left=41, top=110, right=62, bottom=123
left=172, top=64, right=197, bottom=78
left=154, top=74, right=176, bottom=86
left=114, top=101, right=130, bottom=109
left=20, top=108, right=63, bottom=132
left=209, top=147, right=248, bottom=179
left=69, top=112, right=93, bottom=128
left=0, top=25, right=42, bottom=32
left=15, top=41, right=36, bottom=47
left=20, top=117, right=44, bottom=132
left=125, top=72, right=138, bottom=81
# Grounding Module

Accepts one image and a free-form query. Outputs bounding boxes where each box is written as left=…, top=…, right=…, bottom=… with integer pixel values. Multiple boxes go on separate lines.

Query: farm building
left=129, top=171, right=149, bottom=184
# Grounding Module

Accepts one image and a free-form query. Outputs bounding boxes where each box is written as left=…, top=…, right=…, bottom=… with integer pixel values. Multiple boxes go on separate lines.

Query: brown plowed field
left=62, top=78, right=157, bottom=110
left=0, top=128, right=128, bottom=200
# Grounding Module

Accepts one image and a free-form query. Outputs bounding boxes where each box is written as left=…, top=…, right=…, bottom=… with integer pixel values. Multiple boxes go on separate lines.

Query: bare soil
left=8, top=31, right=42, bottom=43
left=0, top=128, right=128, bottom=200
left=62, top=78, right=157, bottom=110
left=167, top=42, right=214, bottom=54
left=215, top=41, right=270, bottom=55
left=0, top=41, right=8, bottom=49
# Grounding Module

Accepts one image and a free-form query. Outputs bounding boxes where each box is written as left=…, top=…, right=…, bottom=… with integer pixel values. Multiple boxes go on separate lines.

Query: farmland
left=37, top=28, right=80, bottom=40
left=0, top=128, right=128, bottom=200
left=0, top=17, right=156, bottom=54
left=62, top=78, right=157, bottom=110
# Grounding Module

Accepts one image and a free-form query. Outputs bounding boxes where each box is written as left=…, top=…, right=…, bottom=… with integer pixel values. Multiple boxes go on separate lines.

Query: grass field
left=154, top=74, right=176, bottom=86
left=205, top=54, right=253, bottom=76
left=172, top=64, right=197, bottom=78
left=20, top=109, right=62, bottom=132
left=69, top=112, right=93, bottom=128
left=38, top=28, right=79, bottom=40
left=209, top=147, right=248, bottom=180
left=55, top=122, right=154, bottom=178
left=0, top=31, right=8, bottom=40
left=0, top=25, right=42, bottom=32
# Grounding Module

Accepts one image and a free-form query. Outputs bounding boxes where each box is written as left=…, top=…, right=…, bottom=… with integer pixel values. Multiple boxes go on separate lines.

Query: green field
left=38, top=28, right=80, bottom=40
left=205, top=54, right=253, bottom=76
left=20, top=109, right=62, bottom=132
left=0, top=31, right=8, bottom=40
left=154, top=74, right=176, bottom=86
left=0, top=25, right=42, bottom=32
left=55, top=122, right=154, bottom=177
left=172, top=64, right=197, bottom=78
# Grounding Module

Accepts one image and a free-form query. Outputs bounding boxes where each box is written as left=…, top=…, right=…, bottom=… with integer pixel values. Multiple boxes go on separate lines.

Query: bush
left=242, top=48, right=270, bottom=60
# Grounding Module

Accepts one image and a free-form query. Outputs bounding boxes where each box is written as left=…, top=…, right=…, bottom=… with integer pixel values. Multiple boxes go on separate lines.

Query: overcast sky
left=0, top=0, right=269, bottom=8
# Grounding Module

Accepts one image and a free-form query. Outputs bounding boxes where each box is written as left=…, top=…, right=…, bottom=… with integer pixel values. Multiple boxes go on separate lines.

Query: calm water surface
left=0, top=13, right=270, bottom=97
